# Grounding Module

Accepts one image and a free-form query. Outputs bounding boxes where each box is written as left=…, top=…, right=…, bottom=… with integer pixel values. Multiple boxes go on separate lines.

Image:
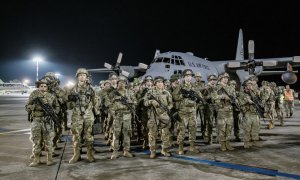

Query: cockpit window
left=155, top=57, right=163, bottom=63
left=163, top=58, right=170, bottom=63
left=179, top=60, right=185, bottom=66
left=171, top=59, right=174, bottom=65
left=175, top=60, right=180, bottom=65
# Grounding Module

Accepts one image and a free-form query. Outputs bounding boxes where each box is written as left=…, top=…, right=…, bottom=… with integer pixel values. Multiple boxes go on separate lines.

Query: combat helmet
left=182, top=69, right=194, bottom=77
left=117, top=75, right=128, bottom=84
left=35, top=79, right=48, bottom=88
left=194, top=72, right=202, bottom=77
left=144, top=75, right=153, bottom=82
left=218, top=72, right=230, bottom=80
left=170, top=74, right=180, bottom=82
left=154, top=76, right=165, bottom=84
left=75, top=68, right=89, bottom=77
left=207, top=74, right=217, bottom=81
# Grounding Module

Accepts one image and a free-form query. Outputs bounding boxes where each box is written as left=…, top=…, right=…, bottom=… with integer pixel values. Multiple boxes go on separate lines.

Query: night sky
left=0, top=1, right=300, bottom=88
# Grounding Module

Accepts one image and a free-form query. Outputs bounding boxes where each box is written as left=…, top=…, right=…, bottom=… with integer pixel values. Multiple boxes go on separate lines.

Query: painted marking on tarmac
left=139, top=149, right=300, bottom=180
left=0, top=128, right=30, bottom=135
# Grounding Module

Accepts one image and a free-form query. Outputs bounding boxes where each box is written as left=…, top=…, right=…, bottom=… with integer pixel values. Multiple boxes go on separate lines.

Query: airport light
left=54, top=73, right=61, bottom=79
left=66, top=81, right=74, bottom=87
left=23, top=79, right=30, bottom=85
left=32, top=56, right=44, bottom=82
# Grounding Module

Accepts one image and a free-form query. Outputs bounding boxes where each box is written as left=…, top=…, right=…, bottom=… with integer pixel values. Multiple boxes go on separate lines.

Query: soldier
left=193, top=72, right=206, bottom=138
left=276, top=86, right=285, bottom=125
left=108, top=75, right=137, bottom=159
left=41, top=72, right=67, bottom=149
left=98, top=80, right=111, bottom=134
left=144, top=76, right=173, bottom=158
left=212, top=72, right=235, bottom=151
left=67, top=68, right=100, bottom=163
left=136, top=75, right=154, bottom=149
left=26, top=79, right=60, bottom=167
left=283, top=84, right=295, bottom=118
left=260, top=81, right=276, bottom=129
left=172, top=69, right=202, bottom=154
left=238, top=80, right=262, bottom=148
left=202, top=74, right=218, bottom=144
left=164, top=79, right=171, bottom=91
left=228, top=80, right=241, bottom=142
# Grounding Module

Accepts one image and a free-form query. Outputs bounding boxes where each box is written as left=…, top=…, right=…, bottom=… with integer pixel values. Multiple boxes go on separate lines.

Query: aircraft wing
left=86, top=68, right=114, bottom=73
left=226, top=56, right=300, bottom=70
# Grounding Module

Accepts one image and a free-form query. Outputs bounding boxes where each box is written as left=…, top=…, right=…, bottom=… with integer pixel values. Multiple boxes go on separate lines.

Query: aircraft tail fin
left=235, top=29, right=244, bottom=60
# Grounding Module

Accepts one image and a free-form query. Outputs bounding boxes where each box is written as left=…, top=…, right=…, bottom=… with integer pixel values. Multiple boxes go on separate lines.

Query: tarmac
left=0, top=94, right=300, bottom=180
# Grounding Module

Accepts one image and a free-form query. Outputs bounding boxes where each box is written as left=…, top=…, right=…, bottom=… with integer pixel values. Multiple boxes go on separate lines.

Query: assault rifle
left=219, top=87, right=240, bottom=110
left=33, top=96, right=60, bottom=126
left=149, top=94, right=179, bottom=124
left=114, top=91, right=139, bottom=122
left=68, top=92, right=85, bottom=116
left=247, top=90, right=265, bottom=119
left=180, top=88, right=207, bottom=105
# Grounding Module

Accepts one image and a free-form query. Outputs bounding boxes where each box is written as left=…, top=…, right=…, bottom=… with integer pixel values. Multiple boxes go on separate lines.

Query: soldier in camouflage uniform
left=238, top=80, right=262, bottom=148
left=67, top=68, right=100, bottom=163
left=26, top=79, right=60, bottom=167
left=212, top=72, right=235, bottom=151
left=105, top=73, right=118, bottom=146
left=260, top=81, right=276, bottom=129
left=172, top=69, right=202, bottom=154
left=229, top=80, right=241, bottom=142
left=41, top=72, right=67, bottom=149
left=276, top=86, right=285, bottom=125
left=193, top=72, right=206, bottom=138
left=98, top=80, right=111, bottom=134
left=144, top=76, right=173, bottom=158
left=108, top=76, right=137, bottom=159
left=202, top=74, right=218, bottom=144
left=136, top=75, right=154, bottom=148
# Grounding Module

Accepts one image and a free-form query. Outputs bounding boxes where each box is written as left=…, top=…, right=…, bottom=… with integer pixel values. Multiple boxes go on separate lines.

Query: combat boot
left=86, top=149, right=95, bottom=162
left=280, top=117, right=284, bottom=126
left=161, top=148, right=171, bottom=157
left=47, top=152, right=55, bottom=166
left=207, top=136, right=213, bottom=145
left=225, top=141, right=234, bottom=150
left=252, top=141, right=262, bottom=147
left=178, top=143, right=184, bottom=155
left=69, top=148, right=81, bottom=164
left=189, top=142, right=200, bottom=153
left=29, top=153, right=41, bottom=167
left=123, top=150, right=133, bottom=158
left=111, top=150, right=119, bottom=160
left=243, top=141, right=251, bottom=149
left=150, top=150, right=156, bottom=159
left=220, top=142, right=227, bottom=151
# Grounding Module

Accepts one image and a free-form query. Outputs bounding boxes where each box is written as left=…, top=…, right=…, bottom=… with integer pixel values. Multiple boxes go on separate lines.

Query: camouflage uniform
left=26, top=80, right=59, bottom=166
left=212, top=73, right=235, bottom=151
left=260, top=81, right=276, bottom=129
left=41, top=72, right=67, bottom=149
left=67, top=68, right=100, bottom=163
left=144, top=76, right=173, bottom=158
left=108, top=76, right=137, bottom=159
left=238, top=80, right=261, bottom=148
left=202, top=74, right=218, bottom=144
left=229, top=80, right=241, bottom=141
left=136, top=75, right=153, bottom=148
left=271, top=83, right=284, bottom=125
left=193, top=72, right=206, bottom=138
left=172, top=69, right=201, bottom=154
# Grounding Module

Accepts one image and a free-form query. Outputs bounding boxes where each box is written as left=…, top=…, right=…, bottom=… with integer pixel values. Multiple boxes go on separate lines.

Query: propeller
left=227, top=40, right=277, bottom=74
left=104, top=52, right=130, bottom=77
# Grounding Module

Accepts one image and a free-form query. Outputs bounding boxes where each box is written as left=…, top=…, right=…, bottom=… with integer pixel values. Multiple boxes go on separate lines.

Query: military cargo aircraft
left=88, top=29, right=300, bottom=85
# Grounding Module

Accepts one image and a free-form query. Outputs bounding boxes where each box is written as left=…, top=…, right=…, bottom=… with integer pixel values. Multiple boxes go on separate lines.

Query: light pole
left=33, top=56, right=43, bottom=81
